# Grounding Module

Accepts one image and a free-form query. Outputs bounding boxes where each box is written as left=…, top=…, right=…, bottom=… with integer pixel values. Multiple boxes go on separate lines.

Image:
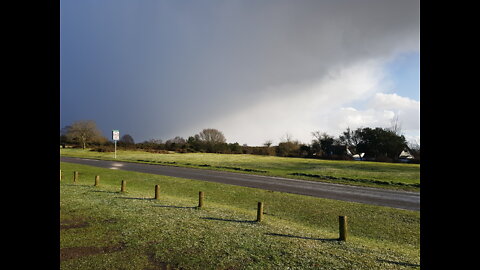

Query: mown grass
left=60, top=162, right=420, bottom=269
left=60, top=149, right=420, bottom=191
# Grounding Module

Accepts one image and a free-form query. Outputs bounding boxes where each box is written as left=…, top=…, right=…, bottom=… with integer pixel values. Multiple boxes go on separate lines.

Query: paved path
left=60, top=156, right=420, bottom=211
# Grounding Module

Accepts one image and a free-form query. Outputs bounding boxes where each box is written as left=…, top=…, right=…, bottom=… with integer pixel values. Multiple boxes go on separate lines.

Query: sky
left=60, top=0, right=420, bottom=146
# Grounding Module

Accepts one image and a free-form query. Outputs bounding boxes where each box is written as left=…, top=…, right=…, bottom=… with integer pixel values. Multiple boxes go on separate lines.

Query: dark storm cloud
left=60, top=0, right=419, bottom=143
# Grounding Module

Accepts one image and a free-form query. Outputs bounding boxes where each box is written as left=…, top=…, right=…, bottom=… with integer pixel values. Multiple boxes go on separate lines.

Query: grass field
left=60, top=162, right=420, bottom=269
left=60, top=149, right=420, bottom=191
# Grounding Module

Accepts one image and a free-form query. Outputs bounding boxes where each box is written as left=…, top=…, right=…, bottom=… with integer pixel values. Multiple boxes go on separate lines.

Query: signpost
left=112, top=130, right=119, bottom=159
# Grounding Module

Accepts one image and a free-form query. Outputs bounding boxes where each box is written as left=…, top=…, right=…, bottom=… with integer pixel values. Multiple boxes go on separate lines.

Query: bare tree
left=166, top=136, right=186, bottom=145
left=311, top=131, right=323, bottom=144
left=66, top=120, right=104, bottom=149
left=263, top=140, right=273, bottom=147
left=197, top=128, right=226, bottom=144
left=280, top=132, right=293, bottom=143
left=311, top=131, right=334, bottom=144
left=389, top=114, right=403, bottom=135
left=146, top=139, right=163, bottom=144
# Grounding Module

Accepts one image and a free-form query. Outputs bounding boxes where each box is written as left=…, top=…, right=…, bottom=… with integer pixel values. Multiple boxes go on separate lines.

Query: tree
left=165, top=136, right=187, bottom=151
left=65, top=120, right=105, bottom=149
left=277, top=134, right=301, bottom=157
left=280, top=133, right=294, bottom=143
left=338, top=127, right=361, bottom=155
left=120, top=134, right=135, bottom=145
left=407, top=139, right=420, bottom=161
left=355, top=127, right=407, bottom=161
left=319, top=134, right=335, bottom=158
left=118, top=134, right=135, bottom=150
left=311, top=131, right=337, bottom=158
left=389, top=114, right=403, bottom=136
left=197, top=128, right=226, bottom=144
left=263, top=140, right=273, bottom=148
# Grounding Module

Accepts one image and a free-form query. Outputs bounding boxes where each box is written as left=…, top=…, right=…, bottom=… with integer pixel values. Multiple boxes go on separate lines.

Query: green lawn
left=60, top=162, right=420, bottom=269
left=60, top=148, right=420, bottom=191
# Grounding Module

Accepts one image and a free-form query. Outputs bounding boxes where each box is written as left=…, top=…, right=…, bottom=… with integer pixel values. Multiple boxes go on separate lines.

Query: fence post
left=73, top=171, right=79, bottom=183
left=155, top=185, right=160, bottom=200
left=121, top=180, right=126, bottom=192
left=256, top=202, right=264, bottom=222
left=198, top=191, right=204, bottom=208
left=94, top=175, right=100, bottom=186
left=339, top=216, right=348, bottom=241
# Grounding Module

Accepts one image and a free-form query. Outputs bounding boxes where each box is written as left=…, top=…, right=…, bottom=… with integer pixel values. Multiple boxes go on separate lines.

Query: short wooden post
left=94, top=175, right=100, bottom=186
left=339, top=216, right=348, bottom=241
left=60, top=170, right=62, bottom=181
left=155, top=185, right=160, bottom=200
left=198, top=191, right=204, bottom=208
left=121, top=180, right=126, bottom=192
left=256, top=202, right=264, bottom=222
left=73, top=171, right=79, bottom=183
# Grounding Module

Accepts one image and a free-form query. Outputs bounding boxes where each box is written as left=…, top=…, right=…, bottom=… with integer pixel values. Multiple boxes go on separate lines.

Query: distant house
left=352, top=153, right=365, bottom=161
left=346, top=147, right=365, bottom=161
left=398, top=150, right=414, bottom=163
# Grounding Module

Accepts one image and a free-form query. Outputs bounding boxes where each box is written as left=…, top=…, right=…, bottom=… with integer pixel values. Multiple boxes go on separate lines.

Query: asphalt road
left=60, top=156, right=420, bottom=211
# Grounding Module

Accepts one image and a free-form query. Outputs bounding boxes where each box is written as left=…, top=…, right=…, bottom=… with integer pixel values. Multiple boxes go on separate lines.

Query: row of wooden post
left=61, top=170, right=348, bottom=241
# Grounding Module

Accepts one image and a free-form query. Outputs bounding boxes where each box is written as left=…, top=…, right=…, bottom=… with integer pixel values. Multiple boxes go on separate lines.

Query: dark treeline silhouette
left=60, top=123, right=420, bottom=163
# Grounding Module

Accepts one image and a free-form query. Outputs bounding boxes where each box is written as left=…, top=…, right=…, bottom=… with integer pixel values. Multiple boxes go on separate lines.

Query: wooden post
left=155, top=185, right=160, bottom=200
left=60, top=170, right=62, bottom=181
left=198, top=191, right=204, bottom=208
left=94, top=175, right=100, bottom=186
left=339, top=216, right=348, bottom=241
left=73, top=171, right=79, bottom=183
left=256, top=202, right=264, bottom=222
left=121, top=180, right=126, bottom=192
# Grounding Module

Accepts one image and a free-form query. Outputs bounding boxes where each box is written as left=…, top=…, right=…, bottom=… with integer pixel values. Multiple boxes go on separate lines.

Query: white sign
left=112, top=130, right=120, bottom=141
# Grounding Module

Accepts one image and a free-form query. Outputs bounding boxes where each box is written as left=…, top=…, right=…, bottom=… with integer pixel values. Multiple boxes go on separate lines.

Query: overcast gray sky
left=60, top=0, right=419, bottom=146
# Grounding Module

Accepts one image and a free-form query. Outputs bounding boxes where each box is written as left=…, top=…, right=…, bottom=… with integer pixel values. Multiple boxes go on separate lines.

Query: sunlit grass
left=61, top=148, right=420, bottom=191
left=60, top=162, right=420, bottom=269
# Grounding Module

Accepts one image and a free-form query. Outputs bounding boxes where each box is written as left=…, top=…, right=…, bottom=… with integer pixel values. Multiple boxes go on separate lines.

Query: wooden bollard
left=121, top=180, right=126, bottom=192
left=155, top=185, right=160, bottom=200
left=339, top=216, right=348, bottom=241
left=198, top=191, right=204, bottom=208
left=256, top=202, right=264, bottom=222
left=94, top=175, right=100, bottom=186
left=73, top=171, right=79, bottom=183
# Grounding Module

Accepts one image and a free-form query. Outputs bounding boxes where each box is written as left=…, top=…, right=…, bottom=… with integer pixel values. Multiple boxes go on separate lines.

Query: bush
left=90, top=146, right=114, bottom=152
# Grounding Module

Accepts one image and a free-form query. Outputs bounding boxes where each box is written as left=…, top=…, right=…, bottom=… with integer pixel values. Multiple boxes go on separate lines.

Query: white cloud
left=369, top=93, right=420, bottom=132
left=198, top=61, right=420, bottom=146
left=325, top=92, right=420, bottom=143
left=203, top=60, right=392, bottom=145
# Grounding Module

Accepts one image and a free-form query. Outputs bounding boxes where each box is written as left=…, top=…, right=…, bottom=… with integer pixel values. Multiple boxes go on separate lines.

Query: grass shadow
left=89, top=190, right=120, bottom=195
left=115, top=197, right=156, bottom=201
left=265, top=232, right=338, bottom=242
left=377, top=259, right=420, bottom=268
left=201, top=217, right=256, bottom=224
left=153, top=204, right=198, bottom=209
left=62, top=184, right=91, bottom=187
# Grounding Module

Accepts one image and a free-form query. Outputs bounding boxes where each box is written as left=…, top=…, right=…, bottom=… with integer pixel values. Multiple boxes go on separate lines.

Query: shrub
left=90, top=146, right=114, bottom=152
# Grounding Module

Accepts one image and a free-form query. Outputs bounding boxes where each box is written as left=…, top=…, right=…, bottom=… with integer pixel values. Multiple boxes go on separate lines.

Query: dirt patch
left=60, top=244, right=125, bottom=262
left=144, top=248, right=183, bottom=270
left=60, top=219, right=90, bottom=230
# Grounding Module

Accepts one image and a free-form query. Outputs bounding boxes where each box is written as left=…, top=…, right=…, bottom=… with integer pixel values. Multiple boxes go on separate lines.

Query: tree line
left=60, top=120, right=419, bottom=163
